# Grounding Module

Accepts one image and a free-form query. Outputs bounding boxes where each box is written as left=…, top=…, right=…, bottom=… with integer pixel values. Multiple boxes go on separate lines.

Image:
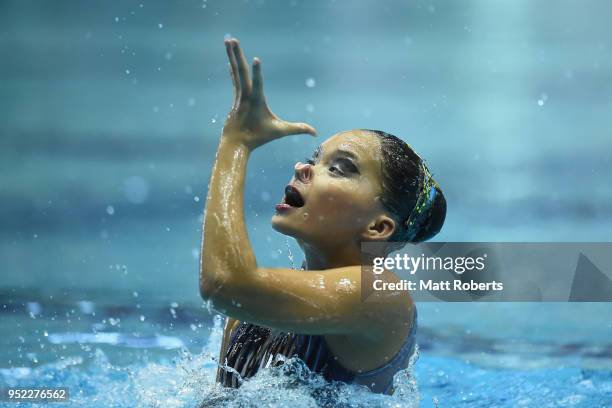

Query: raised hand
left=221, top=38, right=316, bottom=150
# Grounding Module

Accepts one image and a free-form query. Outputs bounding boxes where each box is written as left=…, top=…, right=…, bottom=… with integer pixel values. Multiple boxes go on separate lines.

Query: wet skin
left=272, top=130, right=394, bottom=271
left=200, top=38, right=415, bottom=379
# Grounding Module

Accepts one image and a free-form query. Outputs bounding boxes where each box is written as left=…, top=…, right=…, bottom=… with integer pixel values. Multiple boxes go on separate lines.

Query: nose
left=294, top=162, right=313, bottom=183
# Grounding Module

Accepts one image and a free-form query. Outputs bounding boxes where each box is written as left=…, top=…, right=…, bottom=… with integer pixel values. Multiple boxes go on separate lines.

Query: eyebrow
left=335, top=149, right=358, bottom=161
left=311, top=147, right=362, bottom=177
left=313, top=146, right=358, bottom=161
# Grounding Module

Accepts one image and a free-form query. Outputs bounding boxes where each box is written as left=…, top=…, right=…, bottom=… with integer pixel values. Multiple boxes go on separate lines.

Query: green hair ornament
left=405, top=161, right=438, bottom=242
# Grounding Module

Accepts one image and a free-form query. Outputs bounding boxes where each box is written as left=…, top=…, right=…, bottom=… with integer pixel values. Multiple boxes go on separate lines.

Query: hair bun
left=412, top=184, right=446, bottom=242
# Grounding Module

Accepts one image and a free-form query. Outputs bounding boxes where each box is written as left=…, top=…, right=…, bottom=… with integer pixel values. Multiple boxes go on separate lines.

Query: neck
left=299, top=241, right=362, bottom=270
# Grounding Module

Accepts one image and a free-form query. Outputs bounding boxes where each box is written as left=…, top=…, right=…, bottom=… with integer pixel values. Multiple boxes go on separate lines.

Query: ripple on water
left=0, top=319, right=421, bottom=408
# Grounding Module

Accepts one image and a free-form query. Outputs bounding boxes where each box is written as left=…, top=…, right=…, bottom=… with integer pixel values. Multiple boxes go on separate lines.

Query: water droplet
left=158, top=23, right=164, bottom=29
left=285, top=239, right=296, bottom=269
left=106, top=205, right=115, bottom=215
left=305, top=78, right=316, bottom=88
left=213, top=314, right=223, bottom=327
left=537, top=92, right=548, bottom=106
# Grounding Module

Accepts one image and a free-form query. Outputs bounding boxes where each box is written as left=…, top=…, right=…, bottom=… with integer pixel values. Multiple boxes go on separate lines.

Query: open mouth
left=283, top=185, right=305, bottom=208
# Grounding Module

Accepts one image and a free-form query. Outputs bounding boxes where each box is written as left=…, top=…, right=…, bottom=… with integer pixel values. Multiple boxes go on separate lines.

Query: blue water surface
left=1, top=295, right=611, bottom=407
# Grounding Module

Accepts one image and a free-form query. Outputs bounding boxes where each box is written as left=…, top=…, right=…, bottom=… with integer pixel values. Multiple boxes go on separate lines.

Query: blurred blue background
left=2, top=0, right=610, bottom=300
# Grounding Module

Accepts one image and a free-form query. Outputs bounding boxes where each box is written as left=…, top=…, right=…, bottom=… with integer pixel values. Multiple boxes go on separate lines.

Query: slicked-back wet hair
left=366, top=130, right=446, bottom=244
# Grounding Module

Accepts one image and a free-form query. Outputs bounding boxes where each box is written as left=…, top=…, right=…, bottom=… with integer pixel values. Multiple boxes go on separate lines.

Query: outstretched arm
left=200, top=39, right=412, bottom=338
left=199, top=38, right=316, bottom=308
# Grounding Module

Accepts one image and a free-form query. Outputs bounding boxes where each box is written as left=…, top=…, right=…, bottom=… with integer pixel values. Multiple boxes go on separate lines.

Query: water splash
left=285, top=238, right=296, bottom=270
left=0, top=314, right=422, bottom=408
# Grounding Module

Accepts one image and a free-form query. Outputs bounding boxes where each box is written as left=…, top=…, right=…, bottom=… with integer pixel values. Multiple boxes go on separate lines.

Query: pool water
left=1, top=291, right=611, bottom=407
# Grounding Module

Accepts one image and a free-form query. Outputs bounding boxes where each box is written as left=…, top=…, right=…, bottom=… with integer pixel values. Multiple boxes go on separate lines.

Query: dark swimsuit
left=218, top=308, right=417, bottom=394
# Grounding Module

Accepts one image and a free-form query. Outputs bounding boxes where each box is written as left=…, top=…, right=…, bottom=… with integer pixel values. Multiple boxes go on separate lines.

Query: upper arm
left=206, top=265, right=413, bottom=337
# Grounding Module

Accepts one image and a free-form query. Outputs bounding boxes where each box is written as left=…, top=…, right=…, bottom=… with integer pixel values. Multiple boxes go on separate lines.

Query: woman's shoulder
left=323, top=296, right=416, bottom=373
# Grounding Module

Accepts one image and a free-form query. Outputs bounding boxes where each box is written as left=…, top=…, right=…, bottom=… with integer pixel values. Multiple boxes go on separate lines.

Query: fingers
left=225, top=39, right=240, bottom=105
left=222, top=37, right=316, bottom=143
left=251, top=57, right=264, bottom=101
left=231, top=39, right=252, bottom=96
left=283, top=121, right=318, bottom=137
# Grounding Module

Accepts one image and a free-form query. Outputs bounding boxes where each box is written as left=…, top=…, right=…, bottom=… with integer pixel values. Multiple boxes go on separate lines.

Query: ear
left=362, top=215, right=396, bottom=241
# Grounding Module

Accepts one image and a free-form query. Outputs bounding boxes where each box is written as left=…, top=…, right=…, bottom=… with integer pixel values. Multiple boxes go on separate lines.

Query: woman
left=200, top=38, right=446, bottom=394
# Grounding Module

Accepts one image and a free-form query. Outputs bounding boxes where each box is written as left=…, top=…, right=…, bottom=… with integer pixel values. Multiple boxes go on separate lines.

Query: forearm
left=200, top=134, right=257, bottom=299
left=199, top=38, right=315, bottom=306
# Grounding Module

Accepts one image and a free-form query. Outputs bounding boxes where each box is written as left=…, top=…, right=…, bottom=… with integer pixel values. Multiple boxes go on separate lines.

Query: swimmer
left=199, top=38, right=446, bottom=394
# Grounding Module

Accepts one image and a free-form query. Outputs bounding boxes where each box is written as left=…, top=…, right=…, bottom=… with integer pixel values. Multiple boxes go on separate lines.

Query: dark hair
left=366, top=130, right=446, bottom=244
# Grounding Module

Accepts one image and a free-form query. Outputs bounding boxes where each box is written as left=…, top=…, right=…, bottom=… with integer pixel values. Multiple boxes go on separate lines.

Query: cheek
left=307, top=183, right=378, bottom=225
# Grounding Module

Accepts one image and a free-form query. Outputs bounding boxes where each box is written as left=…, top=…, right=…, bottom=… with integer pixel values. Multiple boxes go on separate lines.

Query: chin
left=270, top=214, right=303, bottom=238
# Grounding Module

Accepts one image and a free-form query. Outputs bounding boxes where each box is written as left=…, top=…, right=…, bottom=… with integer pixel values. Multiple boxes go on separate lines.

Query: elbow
left=199, top=266, right=258, bottom=316
left=199, top=266, right=245, bottom=304
left=199, top=269, right=225, bottom=302
left=199, top=251, right=229, bottom=301
left=199, top=278, right=211, bottom=301
left=199, top=260, right=226, bottom=301
left=199, top=272, right=242, bottom=317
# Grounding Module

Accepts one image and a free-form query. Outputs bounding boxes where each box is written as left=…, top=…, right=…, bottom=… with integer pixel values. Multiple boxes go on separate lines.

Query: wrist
left=219, top=131, right=254, bottom=153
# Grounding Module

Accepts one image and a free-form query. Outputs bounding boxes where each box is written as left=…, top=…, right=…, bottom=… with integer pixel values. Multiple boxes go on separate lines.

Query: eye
left=328, top=165, right=343, bottom=175
left=328, top=157, right=358, bottom=176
